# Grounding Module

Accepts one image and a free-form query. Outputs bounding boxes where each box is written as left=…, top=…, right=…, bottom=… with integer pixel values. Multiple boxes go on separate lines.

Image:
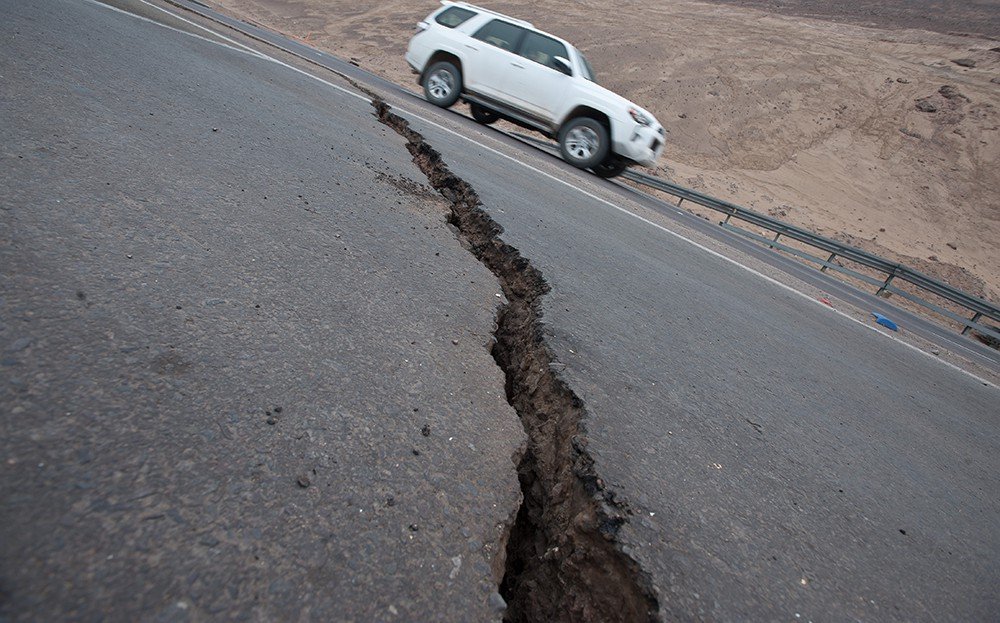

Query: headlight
left=628, top=108, right=652, bottom=126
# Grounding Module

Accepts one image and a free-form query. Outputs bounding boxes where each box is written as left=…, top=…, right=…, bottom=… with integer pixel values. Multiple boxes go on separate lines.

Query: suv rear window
left=435, top=6, right=476, bottom=28
left=519, top=32, right=569, bottom=73
left=472, top=19, right=526, bottom=52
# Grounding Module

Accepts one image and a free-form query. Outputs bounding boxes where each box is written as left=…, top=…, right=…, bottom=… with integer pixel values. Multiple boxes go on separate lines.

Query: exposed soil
left=204, top=0, right=1000, bottom=305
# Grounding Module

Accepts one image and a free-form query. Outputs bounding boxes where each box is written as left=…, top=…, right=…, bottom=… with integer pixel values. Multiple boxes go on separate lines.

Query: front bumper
left=612, top=121, right=665, bottom=167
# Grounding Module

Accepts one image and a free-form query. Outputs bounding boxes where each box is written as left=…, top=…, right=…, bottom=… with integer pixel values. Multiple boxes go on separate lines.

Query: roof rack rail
left=442, top=1, right=533, bottom=28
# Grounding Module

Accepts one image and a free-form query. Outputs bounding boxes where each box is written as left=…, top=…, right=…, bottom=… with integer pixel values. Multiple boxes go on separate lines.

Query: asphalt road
left=2, top=0, right=998, bottom=621
left=405, top=113, right=1000, bottom=620
left=1, top=0, right=521, bottom=619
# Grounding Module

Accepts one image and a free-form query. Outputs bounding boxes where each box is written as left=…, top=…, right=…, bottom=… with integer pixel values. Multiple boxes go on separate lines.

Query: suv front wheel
left=558, top=117, right=610, bottom=170
left=423, top=61, right=462, bottom=108
left=592, top=156, right=628, bottom=179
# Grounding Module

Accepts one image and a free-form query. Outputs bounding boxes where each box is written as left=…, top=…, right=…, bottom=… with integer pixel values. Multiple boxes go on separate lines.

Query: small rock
left=878, top=227, right=886, bottom=232
left=297, top=475, right=311, bottom=488
left=896, top=77, right=909, bottom=84
left=411, top=448, right=421, bottom=456
left=931, top=349, right=940, bottom=356
left=992, top=77, right=1000, bottom=84
left=421, top=424, right=431, bottom=437
left=915, top=100, right=938, bottom=113
left=7, top=337, right=33, bottom=353
left=678, top=113, right=687, bottom=119
left=273, top=406, right=282, bottom=413
left=212, top=127, right=219, bottom=132
left=199, top=535, right=220, bottom=547
left=266, top=417, right=277, bottom=425
left=408, top=523, right=419, bottom=531
left=928, top=255, right=938, bottom=261
left=488, top=592, right=507, bottom=612
left=451, top=339, right=459, bottom=345
left=951, top=58, right=976, bottom=68
left=126, top=254, right=133, bottom=259
left=386, top=496, right=395, bottom=507
left=938, top=85, right=968, bottom=101
left=946, top=242, right=957, bottom=250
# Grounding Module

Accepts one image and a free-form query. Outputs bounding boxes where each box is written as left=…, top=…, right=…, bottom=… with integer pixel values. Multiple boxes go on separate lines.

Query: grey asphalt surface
left=1, top=0, right=522, bottom=620
left=3, top=0, right=999, bottom=621
left=401, top=92, right=1000, bottom=621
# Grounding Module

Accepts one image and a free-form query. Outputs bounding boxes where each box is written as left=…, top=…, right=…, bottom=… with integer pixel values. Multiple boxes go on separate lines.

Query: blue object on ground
left=872, top=313, right=899, bottom=331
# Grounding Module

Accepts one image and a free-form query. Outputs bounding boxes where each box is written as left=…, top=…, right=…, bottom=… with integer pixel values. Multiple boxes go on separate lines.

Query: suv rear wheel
left=423, top=61, right=462, bottom=108
left=558, top=117, right=609, bottom=170
left=470, top=102, right=499, bottom=125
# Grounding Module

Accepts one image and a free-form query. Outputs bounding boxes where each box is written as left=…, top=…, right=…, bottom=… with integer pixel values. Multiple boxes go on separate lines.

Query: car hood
left=584, top=81, right=659, bottom=125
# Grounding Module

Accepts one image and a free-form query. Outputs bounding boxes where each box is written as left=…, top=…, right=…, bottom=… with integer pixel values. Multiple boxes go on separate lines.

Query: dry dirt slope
left=207, top=0, right=1000, bottom=303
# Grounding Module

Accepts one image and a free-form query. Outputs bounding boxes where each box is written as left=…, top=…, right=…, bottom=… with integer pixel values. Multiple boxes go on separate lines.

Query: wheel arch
left=420, top=51, right=464, bottom=85
left=559, top=105, right=613, bottom=141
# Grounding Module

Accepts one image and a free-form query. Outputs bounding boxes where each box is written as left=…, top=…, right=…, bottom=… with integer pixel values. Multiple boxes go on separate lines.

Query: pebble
left=7, top=337, right=33, bottom=352
left=488, top=592, right=507, bottom=612
left=199, top=535, right=220, bottom=547
left=421, top=424, right=431, bottom=437
left=297, top=475, right=311, bottom=488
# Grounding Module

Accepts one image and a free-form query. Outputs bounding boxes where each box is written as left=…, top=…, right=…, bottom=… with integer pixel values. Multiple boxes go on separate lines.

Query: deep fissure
left=367, top=95, right=660, bottom=622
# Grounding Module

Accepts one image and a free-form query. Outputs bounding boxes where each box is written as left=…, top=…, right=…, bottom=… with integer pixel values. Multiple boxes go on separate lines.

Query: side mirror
left=552, top=56, right=572, bottom=76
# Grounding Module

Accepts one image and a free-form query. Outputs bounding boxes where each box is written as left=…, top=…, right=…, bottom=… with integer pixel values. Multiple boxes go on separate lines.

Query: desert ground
left=205, top=0, right=1000, bottom=302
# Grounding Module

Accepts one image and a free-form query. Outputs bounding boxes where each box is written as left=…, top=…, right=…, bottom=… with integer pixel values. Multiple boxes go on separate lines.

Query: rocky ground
left=205, top=0, right=1000, bottom=302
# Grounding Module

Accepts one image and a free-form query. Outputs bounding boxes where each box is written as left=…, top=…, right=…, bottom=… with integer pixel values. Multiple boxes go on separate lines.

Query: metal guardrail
left=622, top=169, right=1000, bottom=342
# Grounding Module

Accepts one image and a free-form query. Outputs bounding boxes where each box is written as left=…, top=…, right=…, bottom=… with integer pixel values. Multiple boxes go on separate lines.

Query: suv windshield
left=578, top=51, right=597, bottom=83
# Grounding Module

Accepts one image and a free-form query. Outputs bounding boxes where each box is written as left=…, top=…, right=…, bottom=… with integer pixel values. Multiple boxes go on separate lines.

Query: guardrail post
left=961, top=312, right=983, bottom=335
left=820, top=252, right=837, bottom=273
left=876, top=273, right=896, bottom=297
left=768, top=233, right=781, bottom=249
left=677, top=198, right=684, bottom=208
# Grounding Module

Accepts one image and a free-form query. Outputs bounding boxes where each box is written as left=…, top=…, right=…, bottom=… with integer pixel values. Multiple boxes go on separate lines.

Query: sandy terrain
left=205, top=0, right=1000, bottom=302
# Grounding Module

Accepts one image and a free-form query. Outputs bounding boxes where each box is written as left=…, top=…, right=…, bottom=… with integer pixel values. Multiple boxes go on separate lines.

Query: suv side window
left=435, top=6, right=476, bottom=28
left=518, top=32, right=570, bottom=73
left=471, top=19, right=526, bottom=52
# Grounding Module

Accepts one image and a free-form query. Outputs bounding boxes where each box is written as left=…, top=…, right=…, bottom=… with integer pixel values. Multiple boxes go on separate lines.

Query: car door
left=503, top=31, right=571, bottom=122
left=461, top=19, right=526, bottom=102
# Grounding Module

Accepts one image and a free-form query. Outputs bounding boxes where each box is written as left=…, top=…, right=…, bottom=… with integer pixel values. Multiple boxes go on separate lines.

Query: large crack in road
left=366, top=96, right=661, bottom=622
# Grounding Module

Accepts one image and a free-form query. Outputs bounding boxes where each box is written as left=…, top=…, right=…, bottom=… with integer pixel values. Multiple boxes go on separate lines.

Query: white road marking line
left=95, top=0, right=999, bottom=388
left=81, top=0, right=265, bottom=59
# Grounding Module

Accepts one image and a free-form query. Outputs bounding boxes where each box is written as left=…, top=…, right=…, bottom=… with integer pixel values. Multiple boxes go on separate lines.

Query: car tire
left=470, top=102, right=499, bottom=125
left=558, top=117, right=610, bottom=170
left=592, top=156, right=628, bottom=178
left=423, top=61, right=462, bottom=108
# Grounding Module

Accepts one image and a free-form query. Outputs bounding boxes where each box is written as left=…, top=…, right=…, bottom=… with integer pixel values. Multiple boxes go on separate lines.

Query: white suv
left=405, top=1, right=665, bottom=178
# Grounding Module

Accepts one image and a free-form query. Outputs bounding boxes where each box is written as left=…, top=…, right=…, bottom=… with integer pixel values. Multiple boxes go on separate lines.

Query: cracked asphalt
left=2, top=0, right=999, bottom=621
left=1, top=0, right=521, bottom=619
left=403, top=106, right=1000, bottom=621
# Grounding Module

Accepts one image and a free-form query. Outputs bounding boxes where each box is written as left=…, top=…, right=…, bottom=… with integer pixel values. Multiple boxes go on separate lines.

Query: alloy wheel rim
left=427, top=70, right=453, bottom=99
left=565, top=126, right=599, bottom=160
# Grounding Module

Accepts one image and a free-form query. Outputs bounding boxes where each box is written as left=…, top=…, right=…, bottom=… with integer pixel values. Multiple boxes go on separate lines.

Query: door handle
left=464, top=44, right=478, bottom=50
left=511, top=62, right=524, bottom=68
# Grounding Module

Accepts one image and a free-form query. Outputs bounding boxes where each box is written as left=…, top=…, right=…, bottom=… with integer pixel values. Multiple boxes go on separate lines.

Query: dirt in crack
left=368, top=96, right=660, bottom=623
